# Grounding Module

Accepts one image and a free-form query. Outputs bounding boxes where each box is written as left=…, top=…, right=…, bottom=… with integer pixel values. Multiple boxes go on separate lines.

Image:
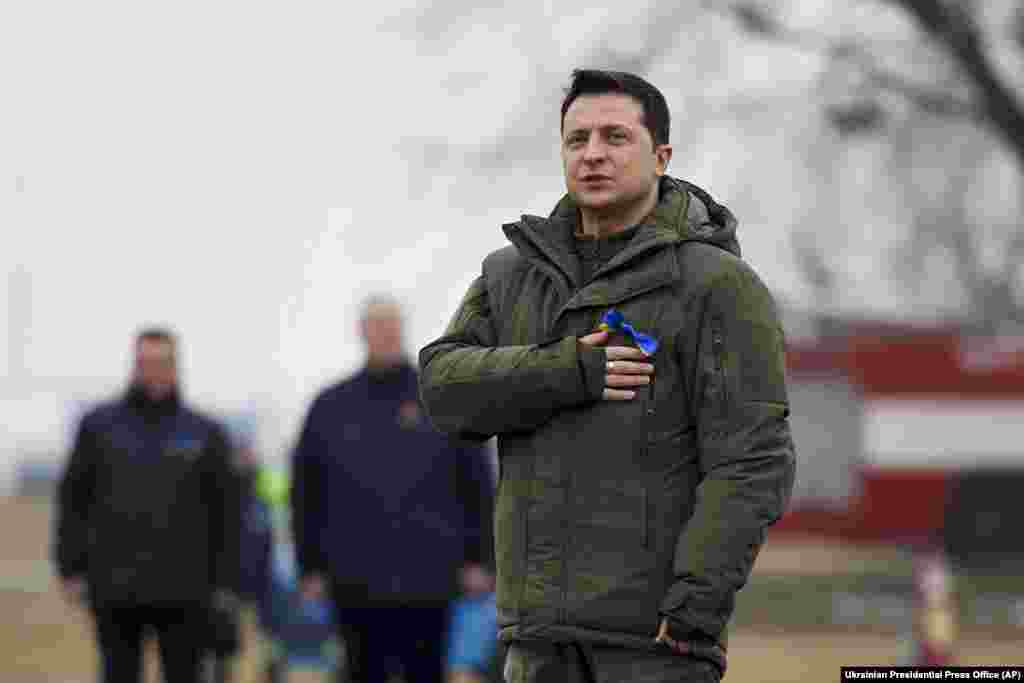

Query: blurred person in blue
left=53, top=327, right=243, bottom=683
left=291, top=295, right=496, bottom=683
left=208, top=427, right=275, bottom=683
left=258, top=466, right=340, bottom=683
left=446, top=589, right=500, bottom=683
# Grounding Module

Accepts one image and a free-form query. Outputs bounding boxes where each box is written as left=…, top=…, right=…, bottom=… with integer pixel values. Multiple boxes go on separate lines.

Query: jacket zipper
left=641, top=360, right=656, bottom=549
left=560, top=314, right=605, bottom=623
left=711, top=317, right=728, bottom=424
left=560, top=471, right=572, bottom=624
left=644, top=365, right=657, bottom=417
left=641, top=486, right=649, bottom=549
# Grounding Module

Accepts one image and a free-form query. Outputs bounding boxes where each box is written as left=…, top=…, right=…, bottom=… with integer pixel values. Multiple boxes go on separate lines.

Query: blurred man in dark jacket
left=54, top=327, right=242, bottom=683
left=291, top=295, right=496, bottom=683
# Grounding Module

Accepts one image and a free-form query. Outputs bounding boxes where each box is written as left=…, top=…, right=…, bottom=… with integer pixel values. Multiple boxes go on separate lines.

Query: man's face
left=561, top=93, right=671, bottom=213
left=133, top=338, right=177, bottom=401
left=361, top=305, right=404, bottom=365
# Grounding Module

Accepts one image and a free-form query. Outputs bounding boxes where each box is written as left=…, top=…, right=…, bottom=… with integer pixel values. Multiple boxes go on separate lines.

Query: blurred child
left=210, top=428, right=274, bottom=683
left=446, top=590, right=499, bottom=683
left=257, top=467, right=339, bottom=683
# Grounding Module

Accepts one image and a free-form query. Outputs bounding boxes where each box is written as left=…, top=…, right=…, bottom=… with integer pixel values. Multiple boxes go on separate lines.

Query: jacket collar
left=358, top=360, right=418, bottom=387
left=502, top=214, right=579, bottom=296
left=124, top=384, right=182, bottom=420
left=502, top=177, right=700, bottom=311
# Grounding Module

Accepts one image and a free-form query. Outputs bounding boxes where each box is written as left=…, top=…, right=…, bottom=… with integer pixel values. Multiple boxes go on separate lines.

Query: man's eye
left=608, top=131, right=628, bottom=142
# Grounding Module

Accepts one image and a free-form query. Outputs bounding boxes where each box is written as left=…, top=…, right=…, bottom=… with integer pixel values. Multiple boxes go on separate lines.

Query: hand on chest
left=510, top=291, right=664, bottom=350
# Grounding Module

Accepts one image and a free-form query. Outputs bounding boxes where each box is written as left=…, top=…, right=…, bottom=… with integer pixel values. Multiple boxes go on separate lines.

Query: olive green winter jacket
left=419, top=177, right=796, bottom=671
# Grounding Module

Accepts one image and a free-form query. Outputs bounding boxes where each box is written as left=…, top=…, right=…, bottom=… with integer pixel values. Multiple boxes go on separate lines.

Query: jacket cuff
left=659, top=615, right=729, bottom=676
left=57, top=565, right=83, bottom=580
left=212, top=589, right=241, bottom=610
left=576, top=342, right=607, bottom=401
left=55, top=554, right=87, bottom=580
left=213, top=573, right=241, bottom=597
left=660, top=588, right=734, bottom=643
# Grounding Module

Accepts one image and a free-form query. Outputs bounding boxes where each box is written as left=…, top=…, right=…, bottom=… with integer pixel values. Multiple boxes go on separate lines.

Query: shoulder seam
left=482, top=245, right=524, bottom=283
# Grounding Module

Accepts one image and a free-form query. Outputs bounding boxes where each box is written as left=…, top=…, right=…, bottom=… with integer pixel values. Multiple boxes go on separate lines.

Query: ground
left=3, top=497, right=1020, bottom=682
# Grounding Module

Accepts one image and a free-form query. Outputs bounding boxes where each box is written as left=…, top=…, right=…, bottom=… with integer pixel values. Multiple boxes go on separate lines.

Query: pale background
left=3, top=0, right=1022, bottom=477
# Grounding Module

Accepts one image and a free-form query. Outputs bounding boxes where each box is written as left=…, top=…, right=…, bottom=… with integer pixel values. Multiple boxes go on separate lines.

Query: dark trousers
left=502, top=640, right=721, bottom=683
left=331, top=600, right=449, bottom=683
left=92, top=604, right=206, bottom=683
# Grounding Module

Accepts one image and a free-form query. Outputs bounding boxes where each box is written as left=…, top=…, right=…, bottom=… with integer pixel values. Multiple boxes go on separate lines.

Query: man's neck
left=127, top=383, right=180, bottom=417
left=365, top=357, right=407, bottom=376
left=578, top=184, right=659, bottom=238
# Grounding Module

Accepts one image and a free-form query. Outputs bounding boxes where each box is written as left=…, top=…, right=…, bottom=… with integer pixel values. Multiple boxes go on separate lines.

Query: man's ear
left=655, top=144, right=673, bottom=176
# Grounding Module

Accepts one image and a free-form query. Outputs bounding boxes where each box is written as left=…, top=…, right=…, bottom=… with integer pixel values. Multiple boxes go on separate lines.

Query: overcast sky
left=3, top=1, right=1019, bottom=471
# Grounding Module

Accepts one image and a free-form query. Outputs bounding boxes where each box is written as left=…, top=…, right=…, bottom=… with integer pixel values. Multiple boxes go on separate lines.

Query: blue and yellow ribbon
left=598, top=308, right=659, bottom=356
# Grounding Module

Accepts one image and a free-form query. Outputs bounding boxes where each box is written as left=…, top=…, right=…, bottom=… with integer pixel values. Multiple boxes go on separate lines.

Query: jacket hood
left=548, top=175, right=741, bottom=257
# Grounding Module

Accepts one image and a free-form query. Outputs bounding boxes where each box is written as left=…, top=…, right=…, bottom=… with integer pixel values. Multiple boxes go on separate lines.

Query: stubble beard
left=573, top=180, right=658, bottom=223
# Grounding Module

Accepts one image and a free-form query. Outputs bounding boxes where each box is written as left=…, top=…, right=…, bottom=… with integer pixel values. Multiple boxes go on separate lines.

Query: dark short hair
left=136, top=326, right=177, bottom=351
left=560, top=69, right=670, bottom=146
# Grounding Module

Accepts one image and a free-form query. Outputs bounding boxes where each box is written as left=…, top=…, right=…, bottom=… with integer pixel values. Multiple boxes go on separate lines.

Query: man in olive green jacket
left=419, top=69, right=796, bottom=682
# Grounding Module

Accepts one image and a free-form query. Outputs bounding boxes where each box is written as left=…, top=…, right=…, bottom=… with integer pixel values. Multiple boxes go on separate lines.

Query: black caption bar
left=842, top=668, right=1023, bottom=681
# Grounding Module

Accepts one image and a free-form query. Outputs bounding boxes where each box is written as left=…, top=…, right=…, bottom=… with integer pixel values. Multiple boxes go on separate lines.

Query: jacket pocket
left=643, top=430, right=700, bottom=559
left=570, top=482, right=650, bottom=562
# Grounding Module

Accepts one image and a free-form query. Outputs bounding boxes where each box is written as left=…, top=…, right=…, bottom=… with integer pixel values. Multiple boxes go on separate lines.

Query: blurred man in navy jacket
left=54, top=327, right=241, bottom=683
left=291, top=295, right=495, bottom=683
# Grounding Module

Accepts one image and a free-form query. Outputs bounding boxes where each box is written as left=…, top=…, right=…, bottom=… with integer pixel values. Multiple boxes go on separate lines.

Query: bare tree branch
left=1013, top=4, right=1024, bottom=49
left=582, top=3, right=704, bottom=77
left=829, top=39, right=979, bottom=118
left=720, top=1, right=1024, bottom=322
left=474, top=3, right=705, bottom=169
left=1002, top=227, right=1024, bottom=288
left=712, top=2, right=980, bottom=121
left=792, top=234, right=836, bottom=292
left=864, top=69, right=977, bottom=117
left=890, top=0, right=1024, bottom=169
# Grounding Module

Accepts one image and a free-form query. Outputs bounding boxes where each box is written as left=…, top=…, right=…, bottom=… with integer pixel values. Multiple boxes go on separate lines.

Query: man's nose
left=582, top=137, right=608, bottom=162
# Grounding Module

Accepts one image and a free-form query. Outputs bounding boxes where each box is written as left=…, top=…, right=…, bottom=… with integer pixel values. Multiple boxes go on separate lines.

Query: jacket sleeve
left=205, top=424, right=242, bottom=596
left=290, top=395, right=329, bottom=579
left=659, top=264, right=797, bottom=642
left=419, top=275, right=606, bottom=439
left=53, top=413, right=99, bottom=580
left=455, top=438, right=496, bottom=571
